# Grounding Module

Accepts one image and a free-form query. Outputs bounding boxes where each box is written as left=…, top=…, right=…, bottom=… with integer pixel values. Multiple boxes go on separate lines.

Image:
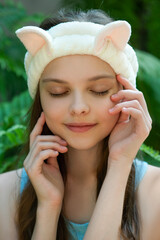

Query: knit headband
left=15, top=20, right=138, bottom=99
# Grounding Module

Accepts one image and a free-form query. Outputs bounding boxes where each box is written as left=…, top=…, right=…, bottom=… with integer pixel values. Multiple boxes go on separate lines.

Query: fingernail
left=122, top=107, right=128, bottom=112
left=109, top=108, right=114, bottom=112
left=112, top=94, right=117, bottom=98
left=118, top=74, right=127, bottom=80
left=61, top=139, right=67, bottom=143
left=117, top=74, right=124, bottom=79
left=61, top=145, right=67, bottom=148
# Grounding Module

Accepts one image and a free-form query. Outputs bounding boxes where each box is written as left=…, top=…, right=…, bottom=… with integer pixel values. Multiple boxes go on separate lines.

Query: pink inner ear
left=95, top=21, right=131, bottom=52
left=19, top=32, right=46, bottom=56
left=106, top=25, right=130, bottom=50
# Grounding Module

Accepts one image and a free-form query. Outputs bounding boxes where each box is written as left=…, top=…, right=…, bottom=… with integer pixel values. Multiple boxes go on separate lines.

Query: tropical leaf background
left=0, top=0, right=160, bottom=173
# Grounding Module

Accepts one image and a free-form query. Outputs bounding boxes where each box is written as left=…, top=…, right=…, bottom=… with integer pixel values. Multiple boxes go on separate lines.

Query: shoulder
left=137, top=163, right=160, bottom=240
left=0, top=168, right=23, bottom=239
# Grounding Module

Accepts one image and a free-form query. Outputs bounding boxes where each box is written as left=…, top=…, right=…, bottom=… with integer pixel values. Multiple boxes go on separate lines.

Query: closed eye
left=49, top=90, right=109, bottom=97
left=91, top=90, right=109, bottom=96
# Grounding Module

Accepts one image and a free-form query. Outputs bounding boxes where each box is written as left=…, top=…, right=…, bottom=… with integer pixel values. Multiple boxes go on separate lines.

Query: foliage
left=136, top=50, right=160, bottom=151
left=0, top=90, right=32, bottom=173
left=0, top=90, right=31, bottom=130
left=0, top=1, right=45, bottom=102
left=140, top=144, right=160, bottom=162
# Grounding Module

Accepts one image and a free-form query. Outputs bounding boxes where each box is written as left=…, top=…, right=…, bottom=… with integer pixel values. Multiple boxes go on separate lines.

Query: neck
left=64, top=141, right=103, bottom=182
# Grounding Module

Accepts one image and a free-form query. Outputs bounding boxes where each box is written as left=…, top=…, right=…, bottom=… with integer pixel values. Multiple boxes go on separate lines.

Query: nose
left=69, top=91, right=90, bottom=116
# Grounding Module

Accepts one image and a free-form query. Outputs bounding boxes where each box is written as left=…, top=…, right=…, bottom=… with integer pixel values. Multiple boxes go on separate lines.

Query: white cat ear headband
left=15, top=20, right=138, bottom=99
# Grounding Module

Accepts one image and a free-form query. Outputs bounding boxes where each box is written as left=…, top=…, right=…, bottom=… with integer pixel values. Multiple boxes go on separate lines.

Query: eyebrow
left=42, top=74, right=115, bottom=84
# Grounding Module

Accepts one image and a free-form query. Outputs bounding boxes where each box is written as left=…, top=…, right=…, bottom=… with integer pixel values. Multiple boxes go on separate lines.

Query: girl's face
left=39, top=54, right=122, bottom=150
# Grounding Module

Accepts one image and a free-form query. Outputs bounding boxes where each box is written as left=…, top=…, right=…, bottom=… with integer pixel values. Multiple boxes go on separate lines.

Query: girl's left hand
left=108, top=74, right=152, bottom=168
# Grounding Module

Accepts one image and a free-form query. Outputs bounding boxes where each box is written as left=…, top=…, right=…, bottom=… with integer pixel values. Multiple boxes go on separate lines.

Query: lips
left=65, top=123, right=97, bottom=127
left=65, top=123, right=97, bottom=133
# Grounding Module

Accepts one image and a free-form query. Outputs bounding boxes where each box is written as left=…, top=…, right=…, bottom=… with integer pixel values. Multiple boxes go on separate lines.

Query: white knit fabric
left=16, top=21, right=139, bottom=99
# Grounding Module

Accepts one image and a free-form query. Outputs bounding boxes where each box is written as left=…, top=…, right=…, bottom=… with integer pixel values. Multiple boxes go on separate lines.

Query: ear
left=15, top=26, right=53, bottom=56
left=94, top=20, right=131, bottom=53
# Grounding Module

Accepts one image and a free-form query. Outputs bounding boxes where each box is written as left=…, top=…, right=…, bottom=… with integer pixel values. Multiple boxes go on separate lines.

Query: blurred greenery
left=0, top=0, right=160, bottom=173
left=0, top=1, right=45, bottom=102
left=63, top=0, right=160, bottom=59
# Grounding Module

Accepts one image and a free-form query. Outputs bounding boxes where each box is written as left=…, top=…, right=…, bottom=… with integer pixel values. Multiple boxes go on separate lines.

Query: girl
left=0, top=8, right=160, bottom=240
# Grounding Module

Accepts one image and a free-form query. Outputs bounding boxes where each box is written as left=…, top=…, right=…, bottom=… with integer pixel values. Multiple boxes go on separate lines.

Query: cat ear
left=94, top=20, right=131, bottom=52
left=15, top=26, right=53, bottom=56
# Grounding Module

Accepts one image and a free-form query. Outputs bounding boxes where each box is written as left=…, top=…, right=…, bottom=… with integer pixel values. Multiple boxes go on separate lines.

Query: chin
left=65, top=135, right=106, bottom=151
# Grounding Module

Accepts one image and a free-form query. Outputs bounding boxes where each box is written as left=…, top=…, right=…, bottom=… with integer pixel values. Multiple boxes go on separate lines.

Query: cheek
left=41, top=98, right=65, bottom=128
left=43, top=108, right=64, bottom=136
left=44, top=106, right=64, bottom=124
left=96, top=98, right=119, bottom=126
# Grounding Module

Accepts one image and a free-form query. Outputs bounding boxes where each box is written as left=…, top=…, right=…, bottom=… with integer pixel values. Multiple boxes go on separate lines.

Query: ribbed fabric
left=15, top=21, right=138, bottom=99
left=20, top=158, right=148, bottom=240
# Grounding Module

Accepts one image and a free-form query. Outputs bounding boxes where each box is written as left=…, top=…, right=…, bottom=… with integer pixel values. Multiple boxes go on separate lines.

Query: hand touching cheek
left=107, top=74, right=152, bottom=169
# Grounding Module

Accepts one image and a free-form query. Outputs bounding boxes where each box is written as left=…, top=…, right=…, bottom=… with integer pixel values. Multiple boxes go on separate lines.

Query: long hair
left=15, top=8, right=141, bottom=240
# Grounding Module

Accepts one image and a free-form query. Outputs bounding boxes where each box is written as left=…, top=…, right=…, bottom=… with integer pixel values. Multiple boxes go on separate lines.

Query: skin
left=0, top=37, right=157, bottom=239
left=39, top=54, right=123, bottom=183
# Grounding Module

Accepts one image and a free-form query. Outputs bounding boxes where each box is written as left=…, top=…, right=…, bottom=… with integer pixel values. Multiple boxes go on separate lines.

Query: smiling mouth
left=65, top=124, right=97, bottom=133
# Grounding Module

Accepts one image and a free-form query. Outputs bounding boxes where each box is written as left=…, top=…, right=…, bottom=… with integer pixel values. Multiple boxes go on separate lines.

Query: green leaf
left=0, top=124, right=26, bottom=155
left=140, top=143, right=160, bottom=162
left=0, top=90, right=32, bottom=129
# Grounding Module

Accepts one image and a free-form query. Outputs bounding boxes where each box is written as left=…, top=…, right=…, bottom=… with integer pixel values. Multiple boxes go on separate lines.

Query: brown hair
left=15, top=8, right=141, bottom=240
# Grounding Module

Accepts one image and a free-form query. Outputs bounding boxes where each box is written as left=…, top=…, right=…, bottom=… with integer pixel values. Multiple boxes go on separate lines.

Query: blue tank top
left=20, top=158, right=148, bottom=240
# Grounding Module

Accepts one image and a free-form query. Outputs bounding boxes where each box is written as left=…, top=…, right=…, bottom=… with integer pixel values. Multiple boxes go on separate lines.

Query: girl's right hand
left=23, top=111, right=68, bottom=210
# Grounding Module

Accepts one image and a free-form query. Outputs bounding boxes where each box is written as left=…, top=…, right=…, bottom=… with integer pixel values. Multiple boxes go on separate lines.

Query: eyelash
left=49, top=90, right=109, bottom=97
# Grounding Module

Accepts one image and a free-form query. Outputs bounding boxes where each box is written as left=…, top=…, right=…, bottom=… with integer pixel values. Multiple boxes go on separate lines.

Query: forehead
left=40, top=54, right=116, bottom=80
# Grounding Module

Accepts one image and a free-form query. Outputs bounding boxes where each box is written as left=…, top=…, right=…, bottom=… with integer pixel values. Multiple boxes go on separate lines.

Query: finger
left=34, top=141, right=68, bottom=154
left=109, top=99, right=144, bottom=115
left=30, top=112, right=46, bottom=147
left=27, top=141, right=68, bottom=166
left=117, top=110, right=130, bottom=123
left=46, top=156, right=60, bottom=169
left=24, top=149, right=59, bottom=175
left=116, top=74, right=137, bottom=91
left=111, top=89, right=152, bottom=123
left=31, top=135, right=68, bottom=152
left=121, top=107, right=151, bottom=137
left=109, top=99, right=151, bottom=127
